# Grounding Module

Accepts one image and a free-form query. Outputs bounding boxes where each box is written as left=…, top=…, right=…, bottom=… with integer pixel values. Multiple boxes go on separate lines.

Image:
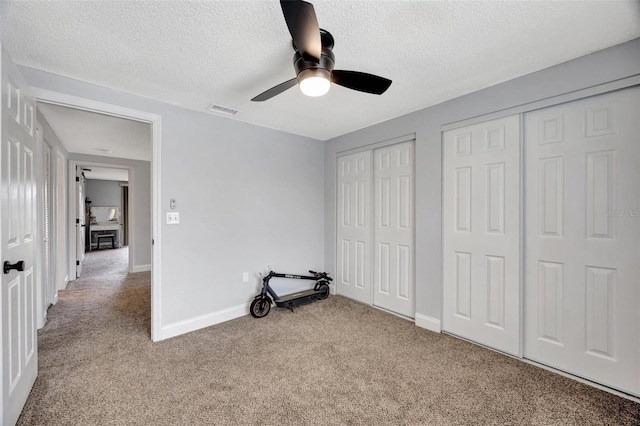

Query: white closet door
left=373, top=141, right=415, bottom=318
left=43, top=142, right=52, bottom=307
left=443, top=115, right=520, bottom=355
left=337, top=151, right=372, bottom=304
left=524, top=88, right=640, bottom=395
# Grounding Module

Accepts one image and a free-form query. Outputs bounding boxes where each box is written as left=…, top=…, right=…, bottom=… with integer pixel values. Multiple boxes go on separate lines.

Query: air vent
left=206, top=104, right=239, bottom=116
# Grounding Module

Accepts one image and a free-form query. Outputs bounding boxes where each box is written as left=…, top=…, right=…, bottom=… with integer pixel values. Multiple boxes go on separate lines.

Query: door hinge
left=76, top=261, right=80, bottom=266
left=152, top=239, right=154, bottom=245
left=76, top=176, right=80, bottom=182
left=76, top=219, right=80, bottom=224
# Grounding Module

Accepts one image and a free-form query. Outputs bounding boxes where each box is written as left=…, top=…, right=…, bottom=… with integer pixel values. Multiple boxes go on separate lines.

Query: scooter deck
left=274, top=288, right=322, bottom=310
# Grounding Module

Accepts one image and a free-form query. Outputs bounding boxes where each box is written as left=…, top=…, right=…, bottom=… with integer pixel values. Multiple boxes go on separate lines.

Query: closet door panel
left=524, top=87, right=640, bottom=396
left=337, top=151, right=372, bottom=304
left=443, top=115, right=520, bottom=356
left=373, top=141, right=415, bottom=318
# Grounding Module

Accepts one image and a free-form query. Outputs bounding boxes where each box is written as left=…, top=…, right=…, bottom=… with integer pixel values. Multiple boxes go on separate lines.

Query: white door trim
left=336, top=133, right=416, bottom=156
left=32, top=88, right=163, bottom=342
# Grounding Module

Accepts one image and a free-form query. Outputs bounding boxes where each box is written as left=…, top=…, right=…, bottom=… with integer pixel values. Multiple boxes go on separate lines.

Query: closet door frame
left=440, top=76, right=640, bottom=401
left=336, top=134, right=416, bottom=317
left=442, top=76, right=640, bottom=133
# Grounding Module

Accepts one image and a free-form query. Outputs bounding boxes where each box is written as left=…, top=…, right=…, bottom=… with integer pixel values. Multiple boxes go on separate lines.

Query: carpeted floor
left=17, top=248, right=640, bottom=425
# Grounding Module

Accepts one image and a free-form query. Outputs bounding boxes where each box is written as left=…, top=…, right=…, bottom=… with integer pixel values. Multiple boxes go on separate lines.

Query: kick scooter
left=250, top=270, right=332, bottom=318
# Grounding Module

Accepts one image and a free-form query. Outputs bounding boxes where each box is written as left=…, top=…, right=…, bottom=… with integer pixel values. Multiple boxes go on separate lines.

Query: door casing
left=33, top=89, right=164, bottom=342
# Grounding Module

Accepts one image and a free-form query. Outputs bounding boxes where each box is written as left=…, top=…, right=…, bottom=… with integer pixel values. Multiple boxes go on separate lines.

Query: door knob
left=3, top=261, right=25, bottom=274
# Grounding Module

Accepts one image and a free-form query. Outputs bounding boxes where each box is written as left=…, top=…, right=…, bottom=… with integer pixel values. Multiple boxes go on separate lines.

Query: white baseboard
left=39, top=311, right=47, bottom=330
left=52, top=293, right=58, bottom=305
left=131, top=264, right=151, bottom=273
left=159, top=303, right=250, bottom=340
left=58, top=275, right=69, bottom=291
left=415, top=313, right=441, bottom=333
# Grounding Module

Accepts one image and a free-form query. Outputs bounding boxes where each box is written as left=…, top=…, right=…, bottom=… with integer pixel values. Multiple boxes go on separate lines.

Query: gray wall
left=22, top=66, right=325, bottom=332
left=85, top=179, right=124, bottom=210
left=324, top=38, right=640, bottom=322
left=157, top=106, right=324, bottom=322
left=69, top=154, right=151, bottom=270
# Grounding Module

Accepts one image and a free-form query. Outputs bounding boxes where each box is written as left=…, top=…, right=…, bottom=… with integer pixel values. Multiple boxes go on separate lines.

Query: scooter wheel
left=318, top=283, right=330, bottom=300
left=250, top=298, right=271, bottom=318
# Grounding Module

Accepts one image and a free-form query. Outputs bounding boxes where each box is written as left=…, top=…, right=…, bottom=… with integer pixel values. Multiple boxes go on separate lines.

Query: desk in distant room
left=89, top=206, right=122, bottom=250
left=89, top=222, right=122, bottom=250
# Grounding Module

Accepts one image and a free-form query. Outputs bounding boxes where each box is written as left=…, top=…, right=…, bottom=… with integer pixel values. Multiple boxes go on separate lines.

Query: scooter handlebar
left=309, top=270, right=332, bottom=281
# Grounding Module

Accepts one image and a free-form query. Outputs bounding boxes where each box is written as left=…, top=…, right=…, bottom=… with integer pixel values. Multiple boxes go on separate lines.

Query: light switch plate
left=167, top=212, right=180, bottom=224
left=242, top=272, right=249, bottom=283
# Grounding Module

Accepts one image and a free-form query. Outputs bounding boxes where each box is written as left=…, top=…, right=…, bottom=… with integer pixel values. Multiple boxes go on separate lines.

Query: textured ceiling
left=83, top=166, right=129, bottom=182
left=38, top=103, right=151, bottom=161
left=3, top=1, right=640, bottom=141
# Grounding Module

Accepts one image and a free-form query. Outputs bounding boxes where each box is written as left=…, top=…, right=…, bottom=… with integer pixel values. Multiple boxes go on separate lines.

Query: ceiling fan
left=251, top=0, right=392, bottom=102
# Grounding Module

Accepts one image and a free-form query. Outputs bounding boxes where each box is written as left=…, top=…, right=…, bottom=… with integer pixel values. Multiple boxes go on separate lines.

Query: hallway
left=18, top=247, right=151, bottom=424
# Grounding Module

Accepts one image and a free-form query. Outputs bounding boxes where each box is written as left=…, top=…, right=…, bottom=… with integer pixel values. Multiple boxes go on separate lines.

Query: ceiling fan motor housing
left=293, top=29, right=335, bottom=83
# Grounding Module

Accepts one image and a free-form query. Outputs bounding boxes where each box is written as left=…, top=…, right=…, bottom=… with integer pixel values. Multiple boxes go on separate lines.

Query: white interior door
left=75, top=166, right=85, bottom=278
left=42, top=141, right=52, bottom=310
left=42, top=141, right=56, bottom=306
left=336, top=151, right=372, bottom=304
left=34, top=125, right=50, bottom=330
left=372, top=141, right=415, bottom=318
left=524, top=87, right=640, bottom=395
left=55, top=150, right=67, bottom=291
left=443, top=115, right=521, bottom=355
left=1, top=48, right=38, bottom=425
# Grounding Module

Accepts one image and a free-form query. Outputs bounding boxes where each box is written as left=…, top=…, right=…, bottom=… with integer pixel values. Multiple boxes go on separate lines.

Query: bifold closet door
left=337, top=151, right=372, bottom=304
left=524, top=87, right=640, bottom=395
left=373, top=141, right=415, bottom=318
left=443, top=115, right=521, bottom=355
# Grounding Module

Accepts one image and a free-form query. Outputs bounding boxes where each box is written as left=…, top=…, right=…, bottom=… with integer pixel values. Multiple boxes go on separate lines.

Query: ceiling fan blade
left=331, top=70, right=392, bottom=95
left=251, top=78, right=298, bottom=102
left=280, top=0, right=322, bottom=62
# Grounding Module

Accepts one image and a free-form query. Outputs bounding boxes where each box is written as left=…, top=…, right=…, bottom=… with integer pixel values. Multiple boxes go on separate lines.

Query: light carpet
left=17, top=248, right=640, bottom=425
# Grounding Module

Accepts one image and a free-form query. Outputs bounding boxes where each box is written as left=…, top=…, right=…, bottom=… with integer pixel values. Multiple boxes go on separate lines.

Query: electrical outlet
left=166, top=212, right=180, bottom=224
left=242, top=272, right=249, bottom=283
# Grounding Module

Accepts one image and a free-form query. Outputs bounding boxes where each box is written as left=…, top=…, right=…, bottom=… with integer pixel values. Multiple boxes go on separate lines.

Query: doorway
left=33, top=90, right=162, bottom=342
left=72, top=163, right=132, bottom=272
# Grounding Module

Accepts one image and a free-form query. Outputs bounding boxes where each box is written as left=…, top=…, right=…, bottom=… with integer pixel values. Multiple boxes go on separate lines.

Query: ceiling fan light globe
left=300, top=76, right=331, bottom=97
